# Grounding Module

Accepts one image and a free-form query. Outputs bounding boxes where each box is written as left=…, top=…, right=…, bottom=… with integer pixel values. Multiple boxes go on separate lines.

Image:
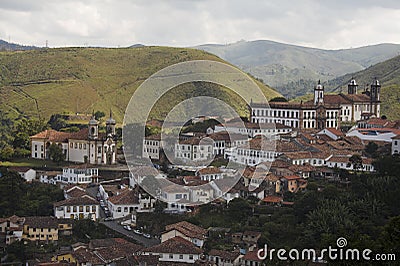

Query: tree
left=48, top=114, right=66, bottom=130
left=94, top=111, right=105, bottom=120
left=365, top=142, right=378, bottom=158
left=0, top=145, right=14, bottom=160
left=349, top=154, right=363, bottom=171
left=270, top=96, right=288, bottom=102
left=48, top=143, right=65, bottom=163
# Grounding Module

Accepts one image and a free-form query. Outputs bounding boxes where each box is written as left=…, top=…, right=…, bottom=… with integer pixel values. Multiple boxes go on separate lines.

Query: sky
left=1, top=0, right=400, bottom=49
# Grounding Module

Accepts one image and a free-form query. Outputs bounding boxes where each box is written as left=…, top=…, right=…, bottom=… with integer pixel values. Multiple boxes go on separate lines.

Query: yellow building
left=23, top=217, right=59, bottom=243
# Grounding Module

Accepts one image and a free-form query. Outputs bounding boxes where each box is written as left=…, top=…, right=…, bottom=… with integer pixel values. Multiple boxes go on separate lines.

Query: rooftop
left=144, top=236, right=203, bottom=254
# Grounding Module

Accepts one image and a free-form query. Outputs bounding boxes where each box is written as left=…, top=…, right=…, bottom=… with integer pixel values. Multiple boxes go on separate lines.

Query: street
left=101, top=220, right=160, bottom=247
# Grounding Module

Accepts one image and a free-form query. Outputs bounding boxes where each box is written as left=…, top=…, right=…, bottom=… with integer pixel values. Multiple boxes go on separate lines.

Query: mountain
left=195, top=40, right=400, bottom=98
left=0, top=47, right=280, bottom=122
left=0, top=39, right=38, bottom=51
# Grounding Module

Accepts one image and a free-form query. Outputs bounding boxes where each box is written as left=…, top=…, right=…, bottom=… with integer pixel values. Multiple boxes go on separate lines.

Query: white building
left=392, top=135, right=400, bottom=155
left=326, top=156, right=375, bottom=172
left=54, top=195, right=100, bottom=220
left=175, top=137, right=213, bottom=162
left=196, top=167, right=223, bottom=182
left=60, top=166, right=98, bottom=184
left=161, top=221, right=207, bottom=248
left=143, top=134, right=163, bottom=160
left=346, top=128, right=399, bottom=143
left=230, top=136, right=280, bottom=166
left=30, top=112, right=117, bottom=165
left=143, top=236, right=203, bottom=264
left=8, top=167, right=36, bottom=182
left=214, top=121, right=292, bottom=138
left=250, top=79, right=381, bottom=129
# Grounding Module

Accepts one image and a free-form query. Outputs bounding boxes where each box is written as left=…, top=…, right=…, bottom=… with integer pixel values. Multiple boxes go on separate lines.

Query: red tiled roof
left=262, top=195, right=283, bottom=203
left=198, top=167, right=222, bottom=175
left=165, top=221, right=207, bottom=240
left=243, top=250, right=264, bottom=262
left=283, top=175, right=301, bottom=180
left=325, top=128, right=344, bottom=137
left=54, top=195, right=98, bottom=207
left=108, top=189, right=139, bottom=205
left=209, top=249, right=240, bottom=261
left=145, top=236, right=203, bottom=254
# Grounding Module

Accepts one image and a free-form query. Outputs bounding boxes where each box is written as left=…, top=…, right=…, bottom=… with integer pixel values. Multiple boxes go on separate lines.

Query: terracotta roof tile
left=108, top=189, right=139, bottom=205
left=165, top=221, right=207, bottom=240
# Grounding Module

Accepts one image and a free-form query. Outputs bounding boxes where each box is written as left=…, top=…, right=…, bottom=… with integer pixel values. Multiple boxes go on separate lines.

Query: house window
left=179, top=254, right=183, bottom=259
left=189, top=255, right=194, bottom=260
left=79, top=143, right=82, bottom=149
left=70, top=143, right=73, bottom=148
left=79, top=206, right=83, bottom=212
left=169, top=254, right=173, bottom=259
left=86, top=206, right=90, bottom=212
left=117, top=207, right=121, bottom=212
left=98, top=147, right=102, bottom=154
left=124, top=207, right=128, bottom=212
left=83, top=144, right=86, bottom=149
left=35, top=145, right=37, bottom=151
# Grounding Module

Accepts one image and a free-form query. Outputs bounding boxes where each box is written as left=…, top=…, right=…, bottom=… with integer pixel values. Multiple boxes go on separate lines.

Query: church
left=30, top=112, right=117, bottom=164
left=250, top=78, right=381, bottom=130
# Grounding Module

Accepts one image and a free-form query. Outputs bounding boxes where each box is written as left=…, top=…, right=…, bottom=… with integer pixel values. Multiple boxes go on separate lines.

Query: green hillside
left=0, top=47, right=280, bottom=123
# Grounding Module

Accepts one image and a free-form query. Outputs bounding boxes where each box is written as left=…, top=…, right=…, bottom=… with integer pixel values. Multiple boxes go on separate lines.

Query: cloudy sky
left=1, top=0, right=400, bottom=49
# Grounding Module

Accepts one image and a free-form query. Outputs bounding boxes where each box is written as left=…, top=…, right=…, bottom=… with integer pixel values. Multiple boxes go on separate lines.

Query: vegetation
left=0, top=170, right=64, bottom=217
left=0, top=47, right=280, bottom=123
left=137, top=158, right=400, bottom=257
left=48, top=143, right=65, bottom=163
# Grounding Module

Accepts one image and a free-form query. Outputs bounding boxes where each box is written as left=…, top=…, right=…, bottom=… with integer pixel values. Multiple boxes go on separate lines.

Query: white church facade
left=250, top=78, right=381, bottom=130
left=30, top=112, right=117, bottom=165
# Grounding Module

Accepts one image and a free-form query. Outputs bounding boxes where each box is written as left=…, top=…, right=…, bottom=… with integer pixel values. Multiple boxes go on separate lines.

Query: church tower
left=88, top=112, right=99, bottom=140
left=348, top=77, right=358, bottom=94
left=370, top=78, right=381, bottom=116
left=370, top=78, right=380, bottom=102
left=314, top=80, right=324, bottom=105
left=106, top=109, right=116, bottom=136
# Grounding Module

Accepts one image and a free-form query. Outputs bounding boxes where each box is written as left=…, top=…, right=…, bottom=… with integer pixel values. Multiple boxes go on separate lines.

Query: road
left=86, top=185, right=159, bottom=247
left=101, top=220, right=160, bottom=247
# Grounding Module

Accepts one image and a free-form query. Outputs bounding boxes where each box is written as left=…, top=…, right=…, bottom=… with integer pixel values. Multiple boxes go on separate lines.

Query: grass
left=0, top=47, right=281, bottom=122
left=0, top=157, right=69, bottom=169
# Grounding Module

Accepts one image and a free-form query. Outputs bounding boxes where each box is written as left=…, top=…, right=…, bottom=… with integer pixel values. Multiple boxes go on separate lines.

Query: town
left=1, top=78, right=399, bottom=265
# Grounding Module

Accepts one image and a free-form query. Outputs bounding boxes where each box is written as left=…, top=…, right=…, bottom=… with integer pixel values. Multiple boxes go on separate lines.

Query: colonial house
left=230, top=136, right=280, bottom=166
left=281, top=175, right=308, bottom=193
left=59, top=166, right=98, bottom=184
left=8, top=167, right=36, bottom=182
left=54, top=195, right=100, bottom=220
left=392, top=135, right=400, bottom=155
left=0, top=215, right=25, bottom=245
left=22, top=217, right=59, bottom=243
left=161, top=221, right=208, bottom=248
left=214, top=121, right=292, bottom=138
left=143, top=236, right=203, bottom=264
left=196, top=167, right=223, bottom=182
left=208, top=249, right=242, bottom=266
left=242, top=250, right=265, bottom=266
left=250, top=79, right=381, bottom=129
left=143, top=133, right=163, bottom=160
left=30, top=112, right=117, bottom=165
left=326, top=156, right=375, bottom=172
left=175, top=137, right=213, bottom=162
left=107, top=188, right=140, bottom=219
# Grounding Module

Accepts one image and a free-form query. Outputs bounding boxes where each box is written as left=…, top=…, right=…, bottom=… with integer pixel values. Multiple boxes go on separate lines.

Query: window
left=179, top=254, right=183, bottom=259
left=86, top=206, right=90, bottom=212
left=79, top=206, right=83, bottom=212
left=98, top=147, right=102, bottom=154
left=35, top=145, right=38, bottom=151
left=169, top=254, right=173, bottom=259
